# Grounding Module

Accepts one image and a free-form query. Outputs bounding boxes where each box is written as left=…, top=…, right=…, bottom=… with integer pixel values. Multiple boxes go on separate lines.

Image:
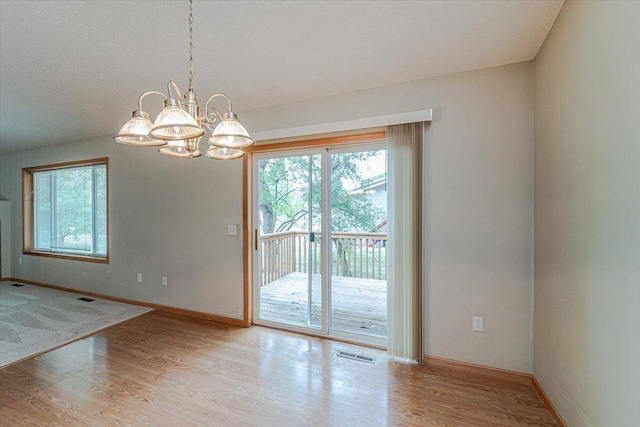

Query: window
left=23, top=158, right=108, bottom=263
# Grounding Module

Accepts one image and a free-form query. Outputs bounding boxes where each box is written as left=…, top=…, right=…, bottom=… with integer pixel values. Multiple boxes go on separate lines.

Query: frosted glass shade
left=205, top=146, right=245, bottom=160
left=158, top=138, right=202, bottom=158
left=207, top=118, right=254, bottom=149
left=150, top=106, right=205, bottom=140
left=113, top=116, right=165, bottom=146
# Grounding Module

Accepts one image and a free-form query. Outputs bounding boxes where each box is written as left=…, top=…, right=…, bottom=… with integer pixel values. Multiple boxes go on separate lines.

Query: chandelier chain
left=188, top=0, right=194, bottom=91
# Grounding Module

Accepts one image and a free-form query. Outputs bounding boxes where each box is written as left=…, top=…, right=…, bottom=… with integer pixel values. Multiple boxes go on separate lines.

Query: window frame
left=22, top=157, right=109, bottom=264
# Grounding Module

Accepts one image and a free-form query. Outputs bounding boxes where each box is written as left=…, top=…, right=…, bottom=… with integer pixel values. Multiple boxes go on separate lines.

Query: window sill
left=23, top=250, right=109, bottom=264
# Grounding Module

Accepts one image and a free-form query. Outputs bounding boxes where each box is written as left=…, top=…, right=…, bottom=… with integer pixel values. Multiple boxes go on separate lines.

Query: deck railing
left=260, top=231, right=387, bottom=286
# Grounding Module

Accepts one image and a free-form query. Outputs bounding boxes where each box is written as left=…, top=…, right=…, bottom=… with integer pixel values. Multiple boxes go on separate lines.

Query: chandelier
left=113, top=0, right=254, bottom=159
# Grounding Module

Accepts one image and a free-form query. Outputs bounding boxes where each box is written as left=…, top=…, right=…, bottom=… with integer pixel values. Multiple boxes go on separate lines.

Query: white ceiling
left=0, top=0, right=563, bottom=153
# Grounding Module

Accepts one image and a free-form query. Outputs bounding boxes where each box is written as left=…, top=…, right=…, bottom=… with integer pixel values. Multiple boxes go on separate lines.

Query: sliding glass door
left=255, top=152, right=322, bottom=329
left=253, top=145, right=387, bottom=346
left=329, top=149, right=387, bottom=342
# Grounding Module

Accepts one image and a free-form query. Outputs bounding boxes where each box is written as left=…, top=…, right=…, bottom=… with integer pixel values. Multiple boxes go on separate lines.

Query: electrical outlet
left=227, top=224, right=237, bottom=236
left=472, top=316, right=484, bottom=332
left=162, top=276, right=168, bottom=287
left=137, top=273, right=143, bottom=283
left=18, top=257, right=22, bottom=265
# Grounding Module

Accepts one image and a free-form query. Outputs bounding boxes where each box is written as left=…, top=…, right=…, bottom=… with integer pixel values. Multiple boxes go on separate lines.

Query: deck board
left=258, top=272, right=387, bottom=337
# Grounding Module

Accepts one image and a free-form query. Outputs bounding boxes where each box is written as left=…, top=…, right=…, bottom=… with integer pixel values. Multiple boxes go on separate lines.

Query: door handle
left=254, top=229, right=258, bottom=251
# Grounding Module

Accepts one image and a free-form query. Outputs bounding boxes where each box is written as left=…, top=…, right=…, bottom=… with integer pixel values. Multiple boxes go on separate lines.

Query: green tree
left=259, top=152, right=383, bottom=234
left=258, top=151, right=385, bottom=276
left=33, top=165, right=106, bottom=253
left=55, top=168, right=93, bottom=248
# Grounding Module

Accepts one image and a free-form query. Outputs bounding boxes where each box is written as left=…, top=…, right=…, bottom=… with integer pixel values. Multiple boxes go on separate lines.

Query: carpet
left=0, top=281, right=152, bottom=367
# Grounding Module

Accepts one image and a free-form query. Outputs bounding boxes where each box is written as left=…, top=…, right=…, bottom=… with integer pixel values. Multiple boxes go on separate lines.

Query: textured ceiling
left=0, top=0, right=563, bottom=152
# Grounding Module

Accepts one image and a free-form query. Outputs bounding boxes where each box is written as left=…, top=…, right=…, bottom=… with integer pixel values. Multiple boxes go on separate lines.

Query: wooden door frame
left=242, top=131, right=386, bottom=327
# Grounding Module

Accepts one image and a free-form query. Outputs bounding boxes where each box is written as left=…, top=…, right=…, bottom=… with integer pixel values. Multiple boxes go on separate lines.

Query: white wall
left=534, top=1, right=640, bottom=426
left=0, top=61, right=535, bottom=373
left=0, top=200, right=10, bottom=277
left=242, top=61, right=535, bottom=373
left=0, top=138, right=245, bottom=319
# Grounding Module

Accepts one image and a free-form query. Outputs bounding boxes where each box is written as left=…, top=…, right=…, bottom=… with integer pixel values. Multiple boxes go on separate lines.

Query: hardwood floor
left=0, top=311, right=558, bottom=426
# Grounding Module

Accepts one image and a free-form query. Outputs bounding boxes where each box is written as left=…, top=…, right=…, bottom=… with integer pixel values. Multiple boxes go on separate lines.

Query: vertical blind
left=387, top=122, right=424, bottom=362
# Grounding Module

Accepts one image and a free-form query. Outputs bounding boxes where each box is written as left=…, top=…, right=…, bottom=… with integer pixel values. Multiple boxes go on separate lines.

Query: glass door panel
left=256, top=153, right=322, bottom=329
left=329, top=149, right=387, bottom=340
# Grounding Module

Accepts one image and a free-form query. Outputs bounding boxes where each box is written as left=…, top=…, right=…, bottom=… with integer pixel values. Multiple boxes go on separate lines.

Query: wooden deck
left=258, top=272, right=387, bottom=337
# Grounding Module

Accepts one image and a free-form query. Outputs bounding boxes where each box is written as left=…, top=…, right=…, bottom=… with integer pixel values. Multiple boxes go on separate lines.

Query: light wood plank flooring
left=0, top=311, right=557, bottom=426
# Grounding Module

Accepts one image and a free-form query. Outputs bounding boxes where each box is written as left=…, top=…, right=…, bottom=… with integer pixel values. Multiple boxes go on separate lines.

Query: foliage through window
left=258, top=151, right=385, bottom=235
left=23, top=159, right=108, bottom=262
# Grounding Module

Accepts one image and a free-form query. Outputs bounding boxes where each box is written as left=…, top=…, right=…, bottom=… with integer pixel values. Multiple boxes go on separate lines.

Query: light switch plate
left=473, top=316, right=484, bottom=332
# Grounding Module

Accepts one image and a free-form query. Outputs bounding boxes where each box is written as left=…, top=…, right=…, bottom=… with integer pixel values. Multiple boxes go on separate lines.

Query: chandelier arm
left=137, top=91, right=167, bottom=111
left=167, top=81, right=184, bottom=100
left=203, top=108, right=223, bottom=130
left=209, top=108, right=224, bottom=121
left=204, top=93, right=233, bottom=116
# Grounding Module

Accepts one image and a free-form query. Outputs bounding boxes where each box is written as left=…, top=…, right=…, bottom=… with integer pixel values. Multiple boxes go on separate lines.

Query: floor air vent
left=77, top=297, right=95, bottom=302
left=337, top=350, right=375, bottom=364
left=11, top=284, right=25, bottom=287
